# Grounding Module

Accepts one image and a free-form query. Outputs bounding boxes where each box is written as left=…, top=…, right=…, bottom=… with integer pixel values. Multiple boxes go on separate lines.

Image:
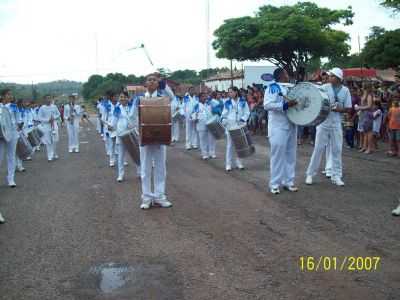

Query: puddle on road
left=59, top=261, right=183, bottom=300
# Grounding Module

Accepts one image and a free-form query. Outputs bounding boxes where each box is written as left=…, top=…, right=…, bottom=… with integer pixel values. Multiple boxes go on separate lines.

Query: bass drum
left=0, top=106, right=13, bottom=142
left=229, top=124, right=255, bottom=158
left=27, top=128, right=41, bottom=147
left=287, top=82, right=330, bottom=126
left=120, top=129, right=141, bottom=165
left=16, top=132, right=33, bottom=160
left=139, top=96, right=171, bottom=146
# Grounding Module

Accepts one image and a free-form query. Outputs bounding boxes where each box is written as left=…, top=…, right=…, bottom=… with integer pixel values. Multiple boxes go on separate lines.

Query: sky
left=0, top=0, right=398, bottom=84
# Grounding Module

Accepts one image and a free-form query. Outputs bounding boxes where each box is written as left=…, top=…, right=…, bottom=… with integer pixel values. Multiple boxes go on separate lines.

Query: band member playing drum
left=15, top=99, right=27, bottom=171
left=264, top=68, right=298, bottom=194
left=205, top=92, right=223, bottom=159
left=194, top=92, right=211, bottom=160
left=38, top=95, right=60, bottom=162
left=305, top=68, right=352, bottom=186
left=171, top=94, right=181, bottom=143
left=183, top=88, right=199, bottom=150
left=138, top=73, right=174, bottom=209
left=221, top=86, right=250, bottom=171
left=64, top=95, right=82, bottom=153
left=111, top=91, right=140, bottom=182
left=0, top=89, right=18, bottom=187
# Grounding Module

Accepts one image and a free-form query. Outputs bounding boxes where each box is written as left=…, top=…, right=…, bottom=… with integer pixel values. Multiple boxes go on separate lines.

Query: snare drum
left=16, top=132, right=33, bottom=160
left=139, top=96, right=171, bottom=146
left=0, top=107, right=13, bottom=142
left=120, top=129, right=141, bottom=165
left=228, top=124, right=255, bottom=158
left=206, top=115, right=225, bottom=140
left=27, top=128, right=41, bottom=147
left=287, top=82, right=330, bottom=126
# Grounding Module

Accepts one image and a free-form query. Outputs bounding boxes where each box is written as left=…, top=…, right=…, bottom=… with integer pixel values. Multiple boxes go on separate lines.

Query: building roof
left=205, top=70, right=244, bottom=82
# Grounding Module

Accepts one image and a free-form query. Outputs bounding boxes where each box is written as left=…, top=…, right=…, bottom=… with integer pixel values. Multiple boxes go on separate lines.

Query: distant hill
left=0, top=80, right=82, bottom=100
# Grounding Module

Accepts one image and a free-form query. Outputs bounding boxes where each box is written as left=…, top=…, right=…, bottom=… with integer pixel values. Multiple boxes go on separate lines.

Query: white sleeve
left=263, top=88, right=284, bottom=112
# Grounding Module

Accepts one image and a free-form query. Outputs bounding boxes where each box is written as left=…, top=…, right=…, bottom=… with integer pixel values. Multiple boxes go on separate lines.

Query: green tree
left=213, top=2, right=354, bottom=76
left=363, top=28, right=400, bottom=70
left=323, top=54, right=363, bottom=70
left=380, top=0, right=400, bottom=13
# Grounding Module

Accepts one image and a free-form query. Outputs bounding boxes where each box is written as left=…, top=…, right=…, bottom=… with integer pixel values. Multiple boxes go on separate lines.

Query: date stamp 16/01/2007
left=299, top=256, right=381, bottom=272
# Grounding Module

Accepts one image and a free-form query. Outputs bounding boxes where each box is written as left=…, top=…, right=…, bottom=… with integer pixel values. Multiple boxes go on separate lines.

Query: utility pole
left=95, top=33, right=99, bottom=74
left=230, top=59, right=233, bottom=88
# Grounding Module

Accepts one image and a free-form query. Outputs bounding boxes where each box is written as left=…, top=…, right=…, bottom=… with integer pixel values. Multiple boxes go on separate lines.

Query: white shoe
left=331, top=177, right=345, bottom=186
left=117, top=176, right=123, bottom=183
left=0, top=213, right=5, bottom=224
left=237, top=165, right=245, bottom=170
left=48, top=158, right=53, bottom=162
left=124, top=161, right=129, bottom=166
left=154, top=200, right=172, bottom=208
left=74, top=149, right=79, bottom=153
left=284, top=185, right=299, bottom=192
left=211, top=155, right=217, bottom=159
left=193, top=146, right=198, bottom=149
left=225, top=166, right=232, bottom=172
left=392, top=204, right=400, bottom=216
left=17, top=167, right=25, bottom=172
left=109, top=161, right=115, bottom=167
left=69, top=149, right=73, bottom=153
left=54, top=155, right=59, bottom=159
left=305, top=175, right=313, bottom=185
left=26, top=156, right=32, bottom=161
left=270, top=187, right=280, bottom=194
left=202, top=156, right=209, bottom=160
left=8, top=181, right=16, bottom=188
left=186, top=146, right=192, bottom=150
left=140, top=203, right=151, bottom=210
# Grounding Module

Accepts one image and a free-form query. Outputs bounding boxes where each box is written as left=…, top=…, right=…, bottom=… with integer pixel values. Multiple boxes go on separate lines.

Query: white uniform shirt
left=64, top=103, right=82, bottom=127
left=320, top=83, right=352, bottom=129
left=263, top=82, right=293, bottom=131
left=221, top=97, right=250, bottom=129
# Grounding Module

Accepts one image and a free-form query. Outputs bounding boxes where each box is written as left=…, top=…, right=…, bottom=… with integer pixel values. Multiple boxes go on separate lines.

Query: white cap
left=328, top=67, right=344, bottom=81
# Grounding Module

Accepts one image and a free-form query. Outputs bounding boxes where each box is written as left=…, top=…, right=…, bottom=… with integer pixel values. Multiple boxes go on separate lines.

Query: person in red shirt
left=387, top=99, right=400, bottom=156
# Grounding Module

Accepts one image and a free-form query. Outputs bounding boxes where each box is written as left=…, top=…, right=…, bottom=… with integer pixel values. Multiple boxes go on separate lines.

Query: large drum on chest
left=120, top=129, right=141, bottom=165
left=0, top=106, right=13, bottom=142
left=16, top=132, right=33, bottom=160
left=139, top=96, right=171, bottom=145
left=27, top=128, right=41, bottom=147
left=206, top=115, right=225, bottom=140
left=287, top=82, right=330, bottom=126
left=228, top=124, right=255, bottom=158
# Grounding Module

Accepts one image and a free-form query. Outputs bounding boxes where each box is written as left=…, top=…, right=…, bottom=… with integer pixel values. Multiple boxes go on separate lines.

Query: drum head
left=0, top=107, right=13, bottom=142
left=287, top=82, right=329, bottom=126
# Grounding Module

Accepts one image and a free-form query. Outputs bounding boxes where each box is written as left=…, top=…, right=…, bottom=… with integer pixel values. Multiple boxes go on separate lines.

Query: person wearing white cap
left=305, top=67, right=352, bottom=186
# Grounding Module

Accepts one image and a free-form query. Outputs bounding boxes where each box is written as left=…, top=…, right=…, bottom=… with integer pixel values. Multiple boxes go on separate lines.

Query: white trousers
left=106, top=136, right=116, bottom=163
left=268, top=127, right=297, bottom=189
left=16, top=157, right=23, bottom=170
left=208, top=131, right=216, bottom=157
left=198, top=130, right=216, bottom=158
left=140, top=145, right=167, bottom=204
left=46, top=143, right=55, bottom=160
left=172, top=119, right=180, bottom=142
left=96, top=118, right=101, bottom=133
left=306, top=126, right=343, bottom=179
left=185, top=119, right=198, bottom=148
left=117, top=143, right=140, bottom=179
left=67, top=122, right=80, bottom=151
left=225, top=131, right=243, bottom=168
left=0, top=138, right=17, bottom=184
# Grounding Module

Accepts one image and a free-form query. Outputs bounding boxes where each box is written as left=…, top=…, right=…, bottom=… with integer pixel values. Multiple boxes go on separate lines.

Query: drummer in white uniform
left=64, top=95, right=82, bottom=153
left=171, top=95, right=182, bottom=143
left=111, top=91, right=140, bottom=182
left=205, top=93, right=223, bottom=159
left=193, top=93, right=210, bottom=160
left=15, top=99, right=28, bottom=171
left=221, top=86, right=250, bottom=171
left=0, top=88, right=18, bottom=187
left=38, top=95, right=60, bottom=161
left=264, top=68, right=299, bottom=194
left=305, top=68, right=352, bottom=186
left=138, top=73, right=174, bottom=209
left=183, top=88, right=199, bottom=150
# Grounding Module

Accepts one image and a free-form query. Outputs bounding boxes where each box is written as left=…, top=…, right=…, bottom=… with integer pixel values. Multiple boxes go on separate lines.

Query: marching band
left=1, top=67, right=398, bottom=220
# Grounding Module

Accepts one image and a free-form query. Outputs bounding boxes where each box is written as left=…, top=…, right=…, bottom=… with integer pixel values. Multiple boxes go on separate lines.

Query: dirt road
left=0, top=123, right=399, bottom=300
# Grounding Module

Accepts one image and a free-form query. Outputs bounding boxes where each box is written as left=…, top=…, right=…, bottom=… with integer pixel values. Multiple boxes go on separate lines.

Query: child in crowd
left=372, top=100, right=383, bottom=151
